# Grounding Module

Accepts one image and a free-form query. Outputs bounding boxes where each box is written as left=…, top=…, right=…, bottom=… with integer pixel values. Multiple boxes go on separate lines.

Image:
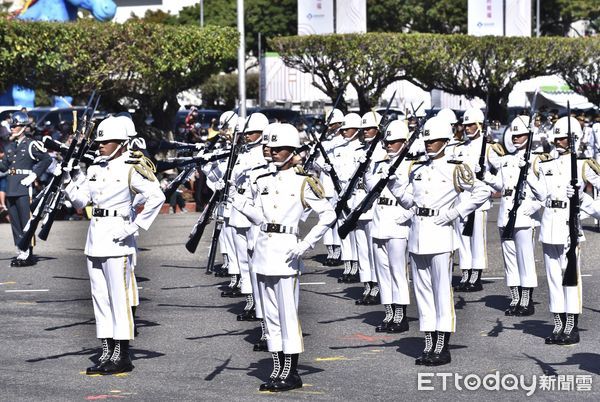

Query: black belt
left=378, top=197, right=399, bottom=206
left=260, top=223, right=298, bottom=235
left=503, top=189, right=514, bottom=197
left=92, top=208, right=122, bottom=217
left=9, top=168, right=33, bottom=175
left=416, top=207, right=439, bottom=217
left=237, top=188, right=246, bottom=195
left=547, top=200, right=567, bottom=209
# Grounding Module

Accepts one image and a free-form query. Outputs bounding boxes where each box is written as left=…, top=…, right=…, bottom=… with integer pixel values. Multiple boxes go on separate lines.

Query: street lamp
left=237, top=0, right=246, bottom=118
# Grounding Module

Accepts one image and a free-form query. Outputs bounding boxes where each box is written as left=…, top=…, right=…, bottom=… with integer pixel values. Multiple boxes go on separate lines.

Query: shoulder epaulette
left=294, top=165, right=309, bottom=176
left=251, top=164, right=268, bottom=171
left=447, top=159, right=463, bottom=165
left=489, top=143, right=506, bottom=157
left=583, top=158, right=600, bottom=176
left=538, top=153, right=553, bottom=163
left=255, top=171, right=275, bottom=182
left=453, top=163, right=474, bottom=192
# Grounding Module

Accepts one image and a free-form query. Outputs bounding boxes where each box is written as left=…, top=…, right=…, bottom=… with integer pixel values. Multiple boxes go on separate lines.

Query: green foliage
left=272, top=33, right=598, bottom=119
left=0, top=19, right=238, bottom=130
left=200, top=72, right=259, bottom=110
left=539, top=0, right=600, bottom=35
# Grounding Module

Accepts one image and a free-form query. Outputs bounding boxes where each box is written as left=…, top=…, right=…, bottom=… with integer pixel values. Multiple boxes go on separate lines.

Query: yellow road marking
left=315, top=356, right=349, bottom=362
left=0, top=281, right=16, bottom=285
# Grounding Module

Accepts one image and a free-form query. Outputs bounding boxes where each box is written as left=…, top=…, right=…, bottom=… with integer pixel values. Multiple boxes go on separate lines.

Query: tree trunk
left=355, top=86, right=372, bottom=115
left=151, top=95, right=180, bottom=133
left=487, top=90, right=509, bottom=124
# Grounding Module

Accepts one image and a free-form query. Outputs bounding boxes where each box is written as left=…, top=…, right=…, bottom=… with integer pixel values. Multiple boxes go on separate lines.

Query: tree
left=0, top=20, right=238, bottom=132
left=367, top=0, right=467, bottom=34
left=538, top=0, right=600, bottom=36
left=200, top=72, right=259, bottom=110
left=559, top=37, right=600, bottom=106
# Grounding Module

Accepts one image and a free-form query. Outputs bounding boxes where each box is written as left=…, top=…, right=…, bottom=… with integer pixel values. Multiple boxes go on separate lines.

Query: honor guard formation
left=2, top=96, right=600, bottom=392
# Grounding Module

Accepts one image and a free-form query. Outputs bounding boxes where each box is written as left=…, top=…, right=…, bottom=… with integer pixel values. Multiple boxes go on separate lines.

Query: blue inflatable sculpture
left=0, top=0, right=117, bottom=108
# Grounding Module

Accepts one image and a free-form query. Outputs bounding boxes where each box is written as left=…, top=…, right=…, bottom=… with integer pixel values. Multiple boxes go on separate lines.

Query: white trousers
left=373, top=238, right=410, bottom=305
left=323, top=225, right=341, bottom=247
left=233, top=228, right=252, bottom=294
left=542, top=243, right=582, bottom=314
left=222, top=224, right=239, bottom=275
left=258, top=274, right=303, bottom=354
left=340, top=230, right=357, bottom=261
left=87, top=255, right=135, bottom=340
left=248, top=249, right=263, bottom=319
left=356, top=221, right=376, bottom=283
left=455, top=210, right=488, bottom=270
left=499, top=227, right=538, bottom=288
left=410, top=252, right=455, bottom=333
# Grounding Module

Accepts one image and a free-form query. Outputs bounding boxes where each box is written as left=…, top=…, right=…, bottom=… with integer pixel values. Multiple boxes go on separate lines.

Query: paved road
left=1, top=208, right=599, bottom=401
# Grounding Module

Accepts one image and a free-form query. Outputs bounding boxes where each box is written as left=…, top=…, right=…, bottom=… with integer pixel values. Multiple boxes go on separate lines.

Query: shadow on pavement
left=44, top=318, right=95, bottom=331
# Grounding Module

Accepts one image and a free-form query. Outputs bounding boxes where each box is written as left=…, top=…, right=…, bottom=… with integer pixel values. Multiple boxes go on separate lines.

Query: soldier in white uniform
left=365, top=119, right=413, bottom=332
left=58, top=116, right=165, bottom=375
left=318, top=109, right=344, bottom=266
left=231, top=123, right=335, bottom=392
left=388, top=116, right=489, bottom=366
left=450, top=108, right=492, bottom=292
left=528, top=116, right=600, bottom=345
left=227, top=113, right=270, bottom=320
left=480, top=117, right=542, bottom=317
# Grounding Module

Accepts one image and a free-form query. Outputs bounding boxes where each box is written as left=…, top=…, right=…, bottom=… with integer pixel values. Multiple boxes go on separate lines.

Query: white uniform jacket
left=64, top=153, right=165, bottom=257
left=234, top=167, right=335, bottom=276
left=448, top=136, right=492, bottom=211
left=530, top=153, right=600, bottom=245
left=229, top=145, right=267, bottom=228
left=388, top=154, right=490, bottom=255
left=364, top=154, right=413, bottom=240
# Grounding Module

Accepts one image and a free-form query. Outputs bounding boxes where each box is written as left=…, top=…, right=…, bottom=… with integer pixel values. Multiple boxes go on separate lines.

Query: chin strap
left=96, top=142, right=124, bottom=163
left=426, top=141, right=448, bottom=159
left=274, top=153, right=294, bottom=168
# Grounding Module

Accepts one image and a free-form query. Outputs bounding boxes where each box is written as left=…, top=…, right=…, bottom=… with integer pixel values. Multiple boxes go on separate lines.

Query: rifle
left=155, top=151, right=229, bottom=172
left=338, top=120, right=421, bottom=239
left=334, top=91, right=397, bottom=219
left=38, top=94, right=100, bottom=241
left=185, top=190, right=221, bottom=254
left=205, top=113, right=251, bottom=273
left=462, top=93, right=490, bottom=236
left=303, top=90, right=345, bottom=169
left=43, top=137, right=95, bottom=165
left=163, top=165, right=197, bottom=201
left=563, top=101, right=579, bottom=287
left=501, top=90, right=539, bottom=240
left=305, top=127, right=344, bottom=194
left=158, top=139, right=202, bottom=152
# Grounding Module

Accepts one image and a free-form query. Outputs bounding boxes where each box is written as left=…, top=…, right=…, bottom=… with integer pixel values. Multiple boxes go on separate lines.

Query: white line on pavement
left=300, top=282, right=326, bottom=285
left=483, top=277, right=504, bottom=280
left=5, top=289, right=49, bottom=293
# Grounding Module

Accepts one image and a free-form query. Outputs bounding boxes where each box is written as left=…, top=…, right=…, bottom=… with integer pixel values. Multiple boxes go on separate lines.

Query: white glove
left=112, top=222, right=139, bottom=242
left=285, top=240, right=311, bottom=262
left=517, top=156, right=527, bottom=168
left=482, top=171, right=495, bottom=185
left=566, top=184, right=575, bottom=198
left=20, top=173, right=37, bottom=186
left=195, top=143, right=204, bottom=150
left=379, top=164, right=390, bottom=178
left=322, top=162, right=332, bottom=172
left=52, top=164, right=73, bottom=184
left=474, top=164, right=484, bottom=174
left=214, top=179, right=225, bottom=191
left=433, top=208, right=460, bottom=226
left=357, top=153, right=367, bottom=164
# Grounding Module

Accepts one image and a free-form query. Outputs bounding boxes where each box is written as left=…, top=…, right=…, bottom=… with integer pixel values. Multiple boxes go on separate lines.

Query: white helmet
left=96, top=116, right=128, bottom=142
left=326, top=108, right=344, bottom=125
left=361, top=111, right=382, bottom=129
left=243, top=112, right=269, bottom=133
left=422, top=116, right=452, bottom=141
left=114, top=115, right=137, bottom=137
left=219, top=111, right=238, bottom=131
left=267, top=123, right=300, bottom=148
left=552, top=116, right=582, bottom=141
left=509, top=116, right=530, bottom=136
left=436, top=108, right=457, bottom=125
left=261, top=123, right=279, bottom=145
left=340, top=113, right=361, bottom=130
left=385, top=119, right=410, bottom=142
left=462, top=108, right=485, bottom=125
left=407, top=102, right=426, bottom=118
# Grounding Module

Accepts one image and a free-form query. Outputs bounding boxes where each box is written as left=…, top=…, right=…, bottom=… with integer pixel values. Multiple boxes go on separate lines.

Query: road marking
left=5, top=289, right=49, bottom=293
left=581, top=274, right=592, bottom=277
left=15, top=302, right=35, bottom=305
left=315, top=356, right=349, bottom=362
left=483, top=277, right=504, bottom=280
left=0, top=281, right=16, bottom=285
left=137, top=287, right=143, bottom=290
left=300, top=282, right=326, bottom=286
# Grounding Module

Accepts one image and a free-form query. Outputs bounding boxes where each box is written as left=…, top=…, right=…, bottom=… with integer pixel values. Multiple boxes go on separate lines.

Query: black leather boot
left=355, top=282, right=371, bottom=305
left=86, top=338, right=115, bottom=375
left=375, top=304, right=394, bottom=332
left=259, top=352, right=284, bottom=391
left=415, top=332, right=434, bottom=365
left=454, top=269, right=470, bottom=292
left=100, top=340, right=134, bottom=374
left=425, top=332, right=451, bottom=366
left=221, top=275, right=242, bottom=297
left=347, top=261, right=360, bottom=283
left=363, top=282, right=380, bottom=305
left=214, top=254, right=229, bottom=277
left=237, top=294, right=259, bottom=321
left=254, top=320, right=268, bottom=351
left=545, top=313, right=564, bottom=344
left=338, top=261, right=352, bottom=283
left=504, top=286, right=521, bottom=316
left=271, top=354, right=302, bottom=392
left=558, top=314, right=579, bottom=345
left=514, top=287, right=534, bottom=316
left=464, top=269, right=483, bottom=292
left=324, top=245, right=334, bottom=266
left=387, top=304, right=409, bottom=333
left=330, top=245, right=341, bottom=266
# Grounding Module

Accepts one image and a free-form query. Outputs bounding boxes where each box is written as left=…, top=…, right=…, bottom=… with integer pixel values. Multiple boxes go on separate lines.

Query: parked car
left=28, top=106, right=87, bottom=132
left=247, top=107, right=301, bottom=125
left=175, top=108, right=222, bottom=131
